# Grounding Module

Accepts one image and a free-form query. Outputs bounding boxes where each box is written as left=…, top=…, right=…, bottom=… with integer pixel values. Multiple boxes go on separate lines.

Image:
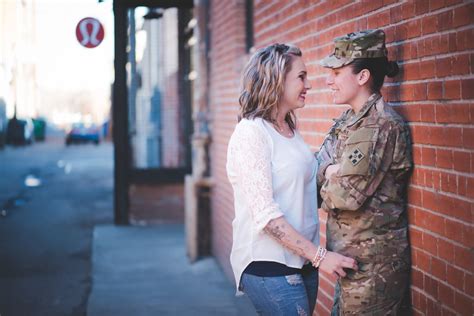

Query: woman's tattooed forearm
left=264, top=219, right=313, bottom=258
left=264, top=222, right=286, bottom=239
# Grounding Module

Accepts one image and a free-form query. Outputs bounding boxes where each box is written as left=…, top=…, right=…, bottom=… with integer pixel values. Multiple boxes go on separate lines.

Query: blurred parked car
left=0, top=98, right=6, bottom=148
left=6, top=116, right=34, bottom=145
left=65, top=122, right=100, bottom=145
left=33, top=117, right=47, bottom=141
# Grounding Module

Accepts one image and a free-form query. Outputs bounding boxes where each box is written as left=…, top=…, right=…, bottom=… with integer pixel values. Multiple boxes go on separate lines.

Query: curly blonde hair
left=238, top=43, right=302, bottom=130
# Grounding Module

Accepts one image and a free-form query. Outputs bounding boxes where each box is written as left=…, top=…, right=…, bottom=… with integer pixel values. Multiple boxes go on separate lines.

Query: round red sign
left=76, top=17, right=105, bottom=48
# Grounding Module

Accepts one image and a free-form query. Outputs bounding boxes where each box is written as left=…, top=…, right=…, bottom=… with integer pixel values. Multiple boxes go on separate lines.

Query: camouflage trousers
left=331, top=259, right=410, bottom=316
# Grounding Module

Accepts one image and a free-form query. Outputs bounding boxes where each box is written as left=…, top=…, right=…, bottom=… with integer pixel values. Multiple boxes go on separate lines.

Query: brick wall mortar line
left=410, top=183, right=474, bottom=202
left=410, top=223, right=474, bottom=243
left=412, top=265, right=473, bottom=294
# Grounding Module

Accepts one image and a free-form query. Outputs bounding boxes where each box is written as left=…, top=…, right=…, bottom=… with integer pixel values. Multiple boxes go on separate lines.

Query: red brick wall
left=208, top=1, right=474, bottom=315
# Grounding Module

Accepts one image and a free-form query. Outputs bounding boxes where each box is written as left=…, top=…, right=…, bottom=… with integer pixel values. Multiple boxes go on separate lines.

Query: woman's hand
left=318, top=251, right=358, bottom=278
left=325, top=164, right=340, bottom=179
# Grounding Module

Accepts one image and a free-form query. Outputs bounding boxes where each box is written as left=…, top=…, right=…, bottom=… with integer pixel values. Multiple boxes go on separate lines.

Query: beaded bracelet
left=311, top=246, right=327, bottom=268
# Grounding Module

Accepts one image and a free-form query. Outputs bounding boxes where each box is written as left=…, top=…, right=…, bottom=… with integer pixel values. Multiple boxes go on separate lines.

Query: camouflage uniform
left=317, top=30, right=413, bottom=315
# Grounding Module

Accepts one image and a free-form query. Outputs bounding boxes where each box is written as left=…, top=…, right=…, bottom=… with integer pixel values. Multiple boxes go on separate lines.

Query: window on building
left=245, top=0, right=254, bottom=53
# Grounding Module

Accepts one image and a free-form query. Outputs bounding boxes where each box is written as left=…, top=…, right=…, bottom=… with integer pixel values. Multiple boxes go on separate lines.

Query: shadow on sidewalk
left=86, top=224, right=255, bottom=316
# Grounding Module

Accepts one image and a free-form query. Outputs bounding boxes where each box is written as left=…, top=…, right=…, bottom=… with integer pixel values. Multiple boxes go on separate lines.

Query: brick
left=409, top=227, right=423, bottom=248
left=457, top=175, right=467, bottom=196
left=439, top=33, right=450, bottom=54
left=441, top=307, right=457, bottom=316
left=420, top=60, right=437, bottom=79
left=438, top=282, right=455, bottom=309
left=466, top=177, right=474, bottom=199
left=439, top=171, right=449, bottom=192
left=415, top=0, right=430, bottom=15
left=408, top=187, right=423, bottom=207
left=407, top=19, right=421, bottom=39
left=421, top=147, right=436, bottom=166
left=428, top=81, right=443, bottom=100
left=449, top=196, right=472, bottom=222
left=461, top=79, right=474, bottom=99
left=419, top=207, right=445, bottom=235
left=453, top=3, right=474, bottom=28
left=465, top=273, right=474, bottom=297
left=462, top=221, right=474, bottom=249
left=435, top=104, right=471, bottom=124
left=446, top=264, right=464, bottom=289
left=453, top=151, right=471, bottom=173
left=454, top=291, right=472, bottom=315
left=462, top=127, right=474, bottom=149
left=452, top=54, right=470, bottom=76
left=449, top=32, right=457, bottom=52
left=444, top=126, right=464, bottom=147
left=403, top=62, right=420, bottom=80
left=436, top=57, right=452, bottom=77
left=454, top=245, right=473, bottom=271
left=437, top=10, right=453, bottom=31
left=411, top=268, right=424, bottom=289
left=422, top=232, right=438, bottom=256
left=389, top=5, right=403, bottom=24
left=429, top=0, right=445, bottom=11
left=417, top=250, right=432, bottom=271
left=435, top=149, right=452, bottom=169
left=438, top=239, right=455, bottom=262
left=368, top=10, right=390, bottom=28
left=457, top=28, right=474, bottom=51
left=396, top=104, right=420, bottom=122
left=471, top=53, right=474, bottom=74
left=412, top=288, right=421, bottom=309
left=420, top=104, right=435, bottom=122
left=414, top=83, right=427, bottom=101
left=421, top=15, right=438, bottom=35
left=424, top=275, right=439, bottom=299
left=443, top=80, right=461, bottom=100
left=422, top=189, right=438, bottom=211
left=411, top=125, right=430, bottom=144
left=413, top=147, right=421, bottom=165
left=444, top=219, right=465, bottom=244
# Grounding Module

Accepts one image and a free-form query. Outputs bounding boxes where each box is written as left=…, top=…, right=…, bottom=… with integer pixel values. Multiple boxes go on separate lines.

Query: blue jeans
left=241, top=269, right=319, bottom=316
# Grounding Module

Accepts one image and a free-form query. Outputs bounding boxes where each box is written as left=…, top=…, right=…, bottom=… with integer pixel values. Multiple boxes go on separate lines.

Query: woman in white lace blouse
left=226, top=44, right=358, bottom=315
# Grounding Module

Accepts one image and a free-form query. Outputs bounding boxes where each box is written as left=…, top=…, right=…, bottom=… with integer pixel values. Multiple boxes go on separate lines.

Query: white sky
left=35, top=0, right=114, bottom=92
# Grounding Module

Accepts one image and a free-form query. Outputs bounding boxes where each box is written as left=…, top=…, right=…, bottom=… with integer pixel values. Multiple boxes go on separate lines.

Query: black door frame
left=112, top=0, right=194, bottom=224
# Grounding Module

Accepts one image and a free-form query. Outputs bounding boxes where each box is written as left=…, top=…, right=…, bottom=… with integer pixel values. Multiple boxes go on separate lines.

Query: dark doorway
left=112, top=0, right=194, bottom=224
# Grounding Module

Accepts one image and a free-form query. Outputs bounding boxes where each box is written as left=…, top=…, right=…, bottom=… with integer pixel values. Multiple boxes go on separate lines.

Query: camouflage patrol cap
left=320, top=29, right=388, bottom=69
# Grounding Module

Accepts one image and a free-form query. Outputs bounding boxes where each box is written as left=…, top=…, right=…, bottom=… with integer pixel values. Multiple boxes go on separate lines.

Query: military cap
left=320, top=29, right=388, bottom=69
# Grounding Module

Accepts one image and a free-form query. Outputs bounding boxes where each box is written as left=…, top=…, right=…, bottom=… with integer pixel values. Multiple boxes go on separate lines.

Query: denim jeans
left=241, top=268, right=318, bottom=316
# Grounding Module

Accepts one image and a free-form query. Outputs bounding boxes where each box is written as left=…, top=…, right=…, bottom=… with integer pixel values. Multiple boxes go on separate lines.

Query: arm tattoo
left=265, top=224, right=286, bottom=240
left=264, top=219, right=314, bottom=259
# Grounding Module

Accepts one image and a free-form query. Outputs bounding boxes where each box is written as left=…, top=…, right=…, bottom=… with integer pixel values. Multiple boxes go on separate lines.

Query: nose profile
left=325, top=73, right=334, bottom=86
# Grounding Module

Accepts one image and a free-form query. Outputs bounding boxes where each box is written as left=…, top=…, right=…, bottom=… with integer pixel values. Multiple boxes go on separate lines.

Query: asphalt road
left=0, top=135, right=114, bottom=315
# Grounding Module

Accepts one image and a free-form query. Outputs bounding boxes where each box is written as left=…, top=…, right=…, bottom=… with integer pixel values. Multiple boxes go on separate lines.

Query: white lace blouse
left=226, top=117, right=319, bottom=293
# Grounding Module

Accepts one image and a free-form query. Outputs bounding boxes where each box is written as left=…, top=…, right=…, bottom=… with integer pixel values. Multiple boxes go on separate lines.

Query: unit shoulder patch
left=348, top=147, right=365, bottom=166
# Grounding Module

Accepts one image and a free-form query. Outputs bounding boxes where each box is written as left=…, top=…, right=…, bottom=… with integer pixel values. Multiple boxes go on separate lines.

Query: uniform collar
left=346, top=93, right=382, bottom=127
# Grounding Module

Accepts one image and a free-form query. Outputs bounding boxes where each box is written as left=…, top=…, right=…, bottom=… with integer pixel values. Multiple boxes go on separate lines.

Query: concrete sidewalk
left=86, top=224, right=256, bottom=316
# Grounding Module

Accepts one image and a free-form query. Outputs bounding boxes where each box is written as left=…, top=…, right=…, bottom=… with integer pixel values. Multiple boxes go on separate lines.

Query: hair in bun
left=386, top=61, right=399, bottom=78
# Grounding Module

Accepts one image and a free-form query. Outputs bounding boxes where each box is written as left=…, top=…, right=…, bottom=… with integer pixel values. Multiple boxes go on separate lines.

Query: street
left=0, top=135, right=114, bottom=315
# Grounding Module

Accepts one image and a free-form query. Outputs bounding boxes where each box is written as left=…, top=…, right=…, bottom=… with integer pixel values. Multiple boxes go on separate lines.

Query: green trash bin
left=33, top=118, right=46, bottom=141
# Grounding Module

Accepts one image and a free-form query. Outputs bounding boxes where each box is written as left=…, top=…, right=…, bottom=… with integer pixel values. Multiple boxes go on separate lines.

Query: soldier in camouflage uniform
left=317, top=30, right=413, bottom=315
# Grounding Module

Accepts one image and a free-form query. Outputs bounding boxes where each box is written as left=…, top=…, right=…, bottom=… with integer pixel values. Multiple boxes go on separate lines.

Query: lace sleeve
left=228, top=122, right=284, bottom=232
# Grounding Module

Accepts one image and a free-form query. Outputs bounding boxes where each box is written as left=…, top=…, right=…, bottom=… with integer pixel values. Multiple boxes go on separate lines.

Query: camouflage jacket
left=317, top=94, right=413, bottom=264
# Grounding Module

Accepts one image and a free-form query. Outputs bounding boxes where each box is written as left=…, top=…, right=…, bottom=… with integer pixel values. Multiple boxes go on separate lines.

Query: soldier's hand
left=319, top=251, right=358, bottom=278
left=325, top=164, right=341, bottom=178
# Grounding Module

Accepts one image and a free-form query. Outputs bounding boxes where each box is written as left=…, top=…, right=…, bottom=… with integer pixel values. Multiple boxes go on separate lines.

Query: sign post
left=76, top=17, right=105, bottom=48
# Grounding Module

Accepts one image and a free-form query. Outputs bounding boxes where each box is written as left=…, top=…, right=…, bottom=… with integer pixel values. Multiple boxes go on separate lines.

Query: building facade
left=202, top=1, right=473, bottom=315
